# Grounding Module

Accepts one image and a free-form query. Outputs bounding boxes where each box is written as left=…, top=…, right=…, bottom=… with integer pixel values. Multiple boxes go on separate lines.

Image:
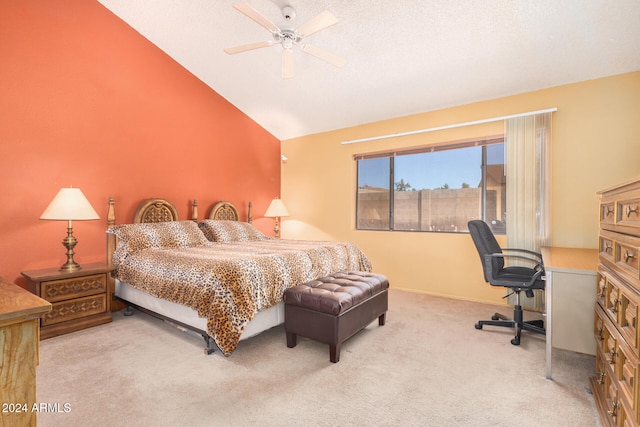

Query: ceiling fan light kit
left=224, top=2, right=346, bottom=79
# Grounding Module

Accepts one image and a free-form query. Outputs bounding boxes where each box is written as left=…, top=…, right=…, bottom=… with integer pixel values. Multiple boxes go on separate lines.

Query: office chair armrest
left=502, top=248, right=544, bottom=263
left=485, top=252, right=543, bottom=268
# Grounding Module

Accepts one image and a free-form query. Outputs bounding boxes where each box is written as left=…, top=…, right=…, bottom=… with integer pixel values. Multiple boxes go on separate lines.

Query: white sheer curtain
left=504, top=112, right=552, bottom=311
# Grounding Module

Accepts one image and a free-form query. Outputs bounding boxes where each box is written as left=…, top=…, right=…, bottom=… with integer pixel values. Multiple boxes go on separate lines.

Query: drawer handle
left=607, top=350, right=618, bottom=364
left=626, top=205, right=638, bottom=217
left=611, top=299, right=620, bottom=313
left=596, top=328, right=604, bottom=340
left=596, top=371, right=606, bottom=384
left=624, top=251, right=636, bottom=262
left=604, top=206, right=614, bottom=217
left=607, top=402, right=619, bottom=417
left=604, top=243, right=612, bottom=253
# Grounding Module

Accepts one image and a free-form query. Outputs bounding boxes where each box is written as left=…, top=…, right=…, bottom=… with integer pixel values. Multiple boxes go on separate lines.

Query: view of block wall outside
left=357, top=186, right=504, bottom=233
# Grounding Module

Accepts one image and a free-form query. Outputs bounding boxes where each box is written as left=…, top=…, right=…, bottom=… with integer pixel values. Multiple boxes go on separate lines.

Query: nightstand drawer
left=42, top=294, right=107, bottom=326
left=41, top=273, right=107, bottom=302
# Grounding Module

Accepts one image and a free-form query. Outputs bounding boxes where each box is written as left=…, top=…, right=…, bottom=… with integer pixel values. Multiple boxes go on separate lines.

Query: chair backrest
left=468, top=220, right=504, bottom=282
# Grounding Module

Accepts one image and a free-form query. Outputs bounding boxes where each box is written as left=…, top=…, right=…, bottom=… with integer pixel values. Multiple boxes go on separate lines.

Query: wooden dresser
left=0, top=277, right=51, bottom=427
left=592, top=177, right=640, bottom=427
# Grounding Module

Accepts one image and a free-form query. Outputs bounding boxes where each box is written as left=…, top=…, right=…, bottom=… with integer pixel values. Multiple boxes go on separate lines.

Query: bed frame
left=106, top=197, right=255, bottom=354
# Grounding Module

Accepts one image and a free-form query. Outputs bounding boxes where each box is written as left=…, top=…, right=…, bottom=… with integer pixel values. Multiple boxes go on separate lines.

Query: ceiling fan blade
left=282, top=49, right=294, bottom=79
left=233, top=3, right=280, bottom=33
left=296, top=10, right=339, bottom=38
left=224, top=40, right=275, bottom=54
left=301, top=44, right=347, bottom=68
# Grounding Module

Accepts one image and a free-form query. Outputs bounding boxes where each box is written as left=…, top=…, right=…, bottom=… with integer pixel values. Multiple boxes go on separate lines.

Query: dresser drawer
left=600, top=231, right=640, bottom=288
left=618, top=342, right=639, bottom=421
left=605, top=271, right=624, bottom=324
left=595, top=346, right=609, bottom=398
left=595, top=304, right=610, bottom=354
left=621, top=292, right=640, bottom=351
left=601, top=201, right=617, bottom=225
left=600, top=234, right=615, bottom=264
left=615, top=234, right=640, bottom=283
left=40, top=273, right=107, bottom=303
left=597, top=272, right=608, bottom=307
left=41, top=294, right=107, bottom=326
left=605, top=370, right=622, bottom=426
left=617, top=198, right=640, bottom=230
left=604, top=320, right=620, bottom=367
left=600, top=268, right=640, bottom=352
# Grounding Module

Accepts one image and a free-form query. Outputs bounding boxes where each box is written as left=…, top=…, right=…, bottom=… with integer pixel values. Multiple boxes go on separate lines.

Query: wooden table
left=0, top=278, right=51, bottom=427
left=541, top=247, right=599, bottom=380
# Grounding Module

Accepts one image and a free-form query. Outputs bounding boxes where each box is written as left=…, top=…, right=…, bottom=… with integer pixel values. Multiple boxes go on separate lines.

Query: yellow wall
left=281, top=72, right=640, bottom=305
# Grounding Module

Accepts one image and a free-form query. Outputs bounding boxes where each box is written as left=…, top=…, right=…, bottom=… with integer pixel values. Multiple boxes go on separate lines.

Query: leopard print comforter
left=114, top=239, right=371, bottom=355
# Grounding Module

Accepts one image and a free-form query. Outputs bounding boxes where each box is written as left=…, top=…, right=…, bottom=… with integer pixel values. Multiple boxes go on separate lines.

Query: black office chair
left=467, top=220, right=546, bottom=345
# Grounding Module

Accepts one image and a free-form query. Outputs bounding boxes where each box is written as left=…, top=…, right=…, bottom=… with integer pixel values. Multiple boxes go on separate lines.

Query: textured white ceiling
left=97, top=0, right=640, bottom=140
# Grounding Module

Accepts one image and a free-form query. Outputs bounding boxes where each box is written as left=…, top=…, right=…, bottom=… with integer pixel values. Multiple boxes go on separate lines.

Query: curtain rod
left=341, top=108, right=558, bottom=145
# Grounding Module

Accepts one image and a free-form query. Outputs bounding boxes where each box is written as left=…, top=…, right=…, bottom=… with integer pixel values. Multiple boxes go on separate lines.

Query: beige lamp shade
left=264, top=198, right=289, bottom=218
left=40, top=188, right=99, bottom=220
left=264, top=198, right=288, bottom=238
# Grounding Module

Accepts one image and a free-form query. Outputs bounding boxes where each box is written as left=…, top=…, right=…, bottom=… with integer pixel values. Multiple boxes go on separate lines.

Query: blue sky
left=358, top=144, right=503, bottom=190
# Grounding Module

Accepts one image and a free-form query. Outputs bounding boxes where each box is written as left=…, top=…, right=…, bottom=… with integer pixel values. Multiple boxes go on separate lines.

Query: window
left=356, top=138, right=505, bottom=233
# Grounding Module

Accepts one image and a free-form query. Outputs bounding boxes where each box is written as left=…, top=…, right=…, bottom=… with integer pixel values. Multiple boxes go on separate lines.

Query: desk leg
left=545, top=270, right=553, bottom=380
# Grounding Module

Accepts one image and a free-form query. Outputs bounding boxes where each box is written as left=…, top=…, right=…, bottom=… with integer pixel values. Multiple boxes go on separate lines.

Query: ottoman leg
left=378, top=312, right=386, bottom=326
left=286, top=332, right=297, bottom=348
left=330, top=343, right=341, bottom=363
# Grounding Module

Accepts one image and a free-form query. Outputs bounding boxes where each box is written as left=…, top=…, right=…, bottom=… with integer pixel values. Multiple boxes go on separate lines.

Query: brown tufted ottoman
left=283, top=271, right=389, bottom=363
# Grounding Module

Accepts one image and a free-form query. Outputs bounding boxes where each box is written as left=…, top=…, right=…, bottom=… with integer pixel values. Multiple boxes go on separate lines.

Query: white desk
left=541, top=247, right=599, bottom=380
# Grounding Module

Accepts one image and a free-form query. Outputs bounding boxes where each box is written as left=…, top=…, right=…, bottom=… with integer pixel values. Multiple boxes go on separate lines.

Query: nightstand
left=21, top=263, right=112, bottom=339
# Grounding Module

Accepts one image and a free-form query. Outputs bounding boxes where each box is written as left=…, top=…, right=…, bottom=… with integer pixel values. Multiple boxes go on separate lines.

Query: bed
left=106, top=197, right=371, bottom=356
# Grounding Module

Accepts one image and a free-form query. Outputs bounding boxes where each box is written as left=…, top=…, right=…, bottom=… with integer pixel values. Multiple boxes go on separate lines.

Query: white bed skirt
left=114, top=280, right=285, bottom=340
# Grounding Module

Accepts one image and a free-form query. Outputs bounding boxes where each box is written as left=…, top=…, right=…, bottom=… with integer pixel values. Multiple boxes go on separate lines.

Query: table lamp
left=264, top=198, right=289, bottom=238
left=40, top=187, right=100, bottom=272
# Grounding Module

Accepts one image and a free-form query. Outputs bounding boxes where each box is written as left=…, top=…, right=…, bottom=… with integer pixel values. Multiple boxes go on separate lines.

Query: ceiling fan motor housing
left=275, top=29, right=299, bottom=49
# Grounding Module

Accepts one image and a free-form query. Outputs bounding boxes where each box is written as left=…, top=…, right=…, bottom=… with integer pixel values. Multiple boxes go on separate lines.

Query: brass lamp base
left=273, top=217, right=280, bottom=239
left=59, top=261, right=81, bottom=272
left=59, top=223, right=81, bottom=272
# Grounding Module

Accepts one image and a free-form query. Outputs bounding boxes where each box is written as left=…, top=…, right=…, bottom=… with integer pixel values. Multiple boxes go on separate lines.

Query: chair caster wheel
left=475, top=323, right=482, bottom=330
left=511, top=337, right=520, bottom=345
left=491, top=315, right=500, bottom=320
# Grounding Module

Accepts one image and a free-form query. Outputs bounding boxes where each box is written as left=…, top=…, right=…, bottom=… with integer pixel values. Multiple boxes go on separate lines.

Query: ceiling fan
left=224, top=3, right=347, bottom=79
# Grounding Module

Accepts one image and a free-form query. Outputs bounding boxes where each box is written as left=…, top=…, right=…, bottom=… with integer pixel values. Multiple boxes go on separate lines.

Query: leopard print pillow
left=109, top=220, right=210, bottom=266
left=198, top=220, right=268, bottom=242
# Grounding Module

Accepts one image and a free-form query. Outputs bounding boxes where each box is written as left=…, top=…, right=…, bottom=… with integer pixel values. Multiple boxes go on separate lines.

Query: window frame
left=355, top=136, right=505, bottom=233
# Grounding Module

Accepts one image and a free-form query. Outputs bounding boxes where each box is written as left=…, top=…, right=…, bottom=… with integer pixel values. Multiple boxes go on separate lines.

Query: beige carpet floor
left=37, top=289, right=600, bottom=426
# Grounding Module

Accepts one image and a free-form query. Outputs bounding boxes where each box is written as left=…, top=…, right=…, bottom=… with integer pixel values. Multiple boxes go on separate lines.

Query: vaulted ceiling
left=98, top=0, right=640, bottom=140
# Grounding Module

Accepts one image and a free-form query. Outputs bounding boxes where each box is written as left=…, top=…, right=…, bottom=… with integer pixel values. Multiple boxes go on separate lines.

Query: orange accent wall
left=0, top=1, right=281, bottom=285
